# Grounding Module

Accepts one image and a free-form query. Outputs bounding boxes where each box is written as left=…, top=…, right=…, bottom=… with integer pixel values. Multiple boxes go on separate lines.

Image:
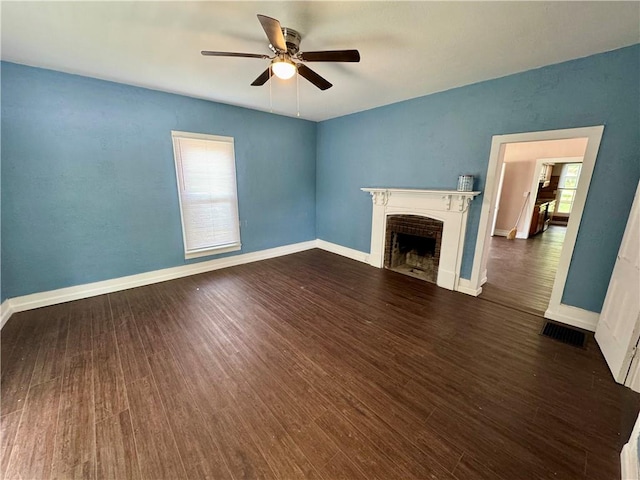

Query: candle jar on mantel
left=457, top=175, right=474, bottom=192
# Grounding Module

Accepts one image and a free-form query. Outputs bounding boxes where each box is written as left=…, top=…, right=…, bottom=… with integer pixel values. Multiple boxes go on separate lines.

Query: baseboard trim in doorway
left=545, top=303, right=599, bottom=332
left=457, top=278, right=482, bottom=297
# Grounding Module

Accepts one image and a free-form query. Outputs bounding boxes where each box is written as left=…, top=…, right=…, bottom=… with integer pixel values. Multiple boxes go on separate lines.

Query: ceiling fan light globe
left=272, top=59, right=296, bottom=80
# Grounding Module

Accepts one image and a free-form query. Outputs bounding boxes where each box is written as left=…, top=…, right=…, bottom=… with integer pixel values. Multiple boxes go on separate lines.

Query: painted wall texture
left=1, top=62, right=317, bottom=300
left=316, top=44, right=639, bottom=313
left=2, top=45, right=639, bottom=314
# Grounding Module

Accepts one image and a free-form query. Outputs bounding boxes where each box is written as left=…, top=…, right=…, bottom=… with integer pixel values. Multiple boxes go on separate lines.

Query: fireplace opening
left=384, top=215, right=443, bottom=284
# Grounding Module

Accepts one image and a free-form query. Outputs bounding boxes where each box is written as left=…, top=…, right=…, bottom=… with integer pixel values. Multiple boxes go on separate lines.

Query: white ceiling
left=2, top=1, right=639, bottom=121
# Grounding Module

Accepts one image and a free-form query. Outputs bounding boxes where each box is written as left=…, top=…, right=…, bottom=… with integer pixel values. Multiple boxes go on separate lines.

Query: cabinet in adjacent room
left=538, top=163, right=554, bottom=188
left=529, top=200, right=556, bottom=236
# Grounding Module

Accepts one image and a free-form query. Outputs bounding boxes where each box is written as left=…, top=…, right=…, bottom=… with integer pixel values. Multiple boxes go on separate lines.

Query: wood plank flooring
left=480, top=226, right=566, bottom=316
left=1, top=249, right=638, bottom=479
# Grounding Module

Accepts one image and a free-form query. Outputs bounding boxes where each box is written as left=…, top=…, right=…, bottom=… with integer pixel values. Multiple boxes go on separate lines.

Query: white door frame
left=490, top=161, right=507, bottom=236
left=468, top=126, right=604, bottom=331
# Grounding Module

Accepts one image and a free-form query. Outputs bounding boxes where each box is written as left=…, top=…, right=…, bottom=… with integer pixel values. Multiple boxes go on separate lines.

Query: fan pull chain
left=269, top=67, right=273, bottom=113
left=296, top=69, right=300, bottom=117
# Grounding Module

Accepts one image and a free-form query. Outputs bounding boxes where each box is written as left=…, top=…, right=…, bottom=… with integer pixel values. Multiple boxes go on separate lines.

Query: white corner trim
left=544, top=303, right=600, bottom=332
left=456, top=278, right=482, bottom=297
left=2, top=240, right=317, bottom=326
left=315, top=239, right=369, bottom=264
left=1, top=300, right=15, bottom=329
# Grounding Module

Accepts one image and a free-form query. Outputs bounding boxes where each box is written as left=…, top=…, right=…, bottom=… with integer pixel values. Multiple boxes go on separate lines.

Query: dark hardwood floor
left=2, top=249, right=638, bottom=479
left=481, top=226, right=566, bottom=316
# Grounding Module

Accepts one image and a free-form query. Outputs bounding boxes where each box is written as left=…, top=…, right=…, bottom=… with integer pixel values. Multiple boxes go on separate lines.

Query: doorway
left=468, top=126, right=605, bottom=331
left=481, top=226, right=567, bottom=316
left=481, top=140, right=587, bottom=316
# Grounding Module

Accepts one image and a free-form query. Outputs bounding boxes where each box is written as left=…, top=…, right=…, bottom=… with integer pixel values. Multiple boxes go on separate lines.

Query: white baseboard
left=1, top=300, right=15, bottom=329
left=544, top=303, right=600, bottom=332
left=315, top=239, right=369, bottom=264
left=493, top=229, right=527, bottom=239
left=456, top=278, right=482, bottom=297
left=0, top=238, right=600, bottom=335
left=2, top=240, right=317, bottom=327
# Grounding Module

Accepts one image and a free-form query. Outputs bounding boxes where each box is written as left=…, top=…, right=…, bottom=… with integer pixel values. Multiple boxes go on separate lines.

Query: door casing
left=468, top=126, right=604, bottom=331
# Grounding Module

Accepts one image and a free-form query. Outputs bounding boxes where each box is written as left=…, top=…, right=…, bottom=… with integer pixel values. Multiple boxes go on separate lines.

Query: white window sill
left=185, top=243, right=241, bottom=260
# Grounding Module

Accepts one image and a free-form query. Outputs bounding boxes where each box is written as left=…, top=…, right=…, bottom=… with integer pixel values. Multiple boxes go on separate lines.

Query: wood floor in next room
left=481, top=226, right=566, bottom=316
left=1, top=249, right=638, bottom=480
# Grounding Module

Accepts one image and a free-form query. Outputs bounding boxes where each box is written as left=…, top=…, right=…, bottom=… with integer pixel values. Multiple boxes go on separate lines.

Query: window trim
left=171, top=130, right=241, bottom=260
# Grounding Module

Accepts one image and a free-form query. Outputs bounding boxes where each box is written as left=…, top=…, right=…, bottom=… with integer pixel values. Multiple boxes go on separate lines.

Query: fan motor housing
left=282, top=28, right=301, bottom=54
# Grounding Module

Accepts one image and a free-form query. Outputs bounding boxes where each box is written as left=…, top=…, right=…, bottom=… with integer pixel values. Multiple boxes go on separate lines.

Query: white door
left=595, top=180, right=640, bottom=383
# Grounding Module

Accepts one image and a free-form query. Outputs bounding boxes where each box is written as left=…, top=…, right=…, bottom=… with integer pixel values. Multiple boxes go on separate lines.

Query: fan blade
left=251, top=67, right=272, bottom=86
left=201, top=51, right=269, bottom=59
left=297, top=64, right=332, bottom=91
left=257, top=14, right=287, bottom=52
left=299, top=50, right=360, bottom=62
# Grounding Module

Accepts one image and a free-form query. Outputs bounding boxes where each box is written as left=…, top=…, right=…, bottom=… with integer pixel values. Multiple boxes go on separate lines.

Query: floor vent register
left=540, top=321, right=587, bottom=348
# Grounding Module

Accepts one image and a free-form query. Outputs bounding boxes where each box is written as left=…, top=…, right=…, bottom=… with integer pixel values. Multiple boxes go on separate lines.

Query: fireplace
left=384, top=215, right=443, bottom=283
left=362, top=188, right=480, bottom=291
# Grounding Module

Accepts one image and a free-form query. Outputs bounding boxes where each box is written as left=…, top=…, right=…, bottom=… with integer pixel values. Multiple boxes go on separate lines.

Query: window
left=171, top=131, right=241, bottom=259
left=556, top=163, right=582, bottom=214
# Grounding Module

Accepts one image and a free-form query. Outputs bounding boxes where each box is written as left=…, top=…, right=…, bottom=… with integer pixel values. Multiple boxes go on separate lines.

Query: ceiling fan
left=201, top=14, right=360, bottom=91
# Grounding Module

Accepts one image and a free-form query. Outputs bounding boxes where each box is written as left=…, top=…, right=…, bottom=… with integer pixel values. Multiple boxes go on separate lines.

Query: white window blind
left=171, top=131, right=241, bottom=259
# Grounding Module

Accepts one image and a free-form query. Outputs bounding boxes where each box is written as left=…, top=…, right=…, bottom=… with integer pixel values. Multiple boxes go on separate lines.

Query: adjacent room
left=2, top=2, right=639, bottom=479
left=480, top=137, right=588, bottom=317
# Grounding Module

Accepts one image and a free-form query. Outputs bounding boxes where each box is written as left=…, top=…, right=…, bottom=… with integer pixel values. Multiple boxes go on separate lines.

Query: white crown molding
left=1, top=240, right=317, bottom=327
left=545, top=303, right=600, bottom=332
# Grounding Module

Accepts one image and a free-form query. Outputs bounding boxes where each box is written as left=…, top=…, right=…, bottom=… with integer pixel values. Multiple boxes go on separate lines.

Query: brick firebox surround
left=384, top=215, right=444, bottom=283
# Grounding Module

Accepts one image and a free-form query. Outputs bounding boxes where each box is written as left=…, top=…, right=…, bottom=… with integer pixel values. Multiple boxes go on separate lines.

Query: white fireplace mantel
left=361, top=188, right=481, bottom=291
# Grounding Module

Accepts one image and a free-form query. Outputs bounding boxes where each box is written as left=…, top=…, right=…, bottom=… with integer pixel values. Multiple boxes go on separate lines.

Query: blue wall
left=316, top=44, right=639, bottom=313
left=2, top=45, right=639, bottom=313
left=1, top=62, right=317, bottom=300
